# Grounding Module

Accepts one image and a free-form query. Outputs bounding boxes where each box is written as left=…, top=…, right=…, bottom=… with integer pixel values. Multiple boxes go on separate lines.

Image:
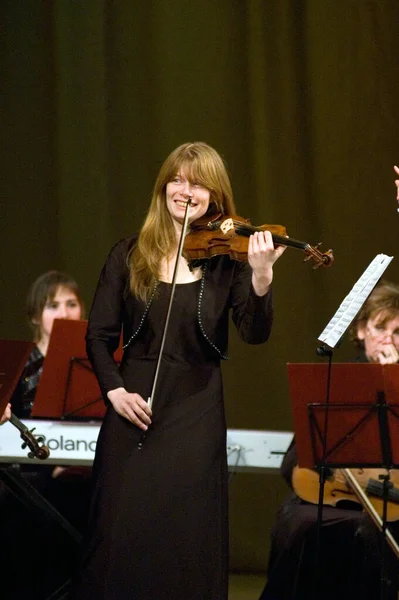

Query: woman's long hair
left=129, top=142, right=236, bottom=302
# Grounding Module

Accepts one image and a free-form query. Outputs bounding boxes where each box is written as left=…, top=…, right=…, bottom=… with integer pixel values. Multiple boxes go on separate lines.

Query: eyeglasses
left=366, top=325, right=399, bottom=342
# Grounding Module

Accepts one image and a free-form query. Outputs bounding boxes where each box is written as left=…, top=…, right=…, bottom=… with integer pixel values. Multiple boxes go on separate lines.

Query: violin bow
left=343, top=468, right=399, bottom=558
left=138, top=198, right=192, bottom=449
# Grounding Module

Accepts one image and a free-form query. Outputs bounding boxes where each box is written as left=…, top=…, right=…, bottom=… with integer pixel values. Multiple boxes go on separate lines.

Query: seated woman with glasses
left=259, top=280, right=399, bottom=600
left=351, top=280, right=399, bottom=364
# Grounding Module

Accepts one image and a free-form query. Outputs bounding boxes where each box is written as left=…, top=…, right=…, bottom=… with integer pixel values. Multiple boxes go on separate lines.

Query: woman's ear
left=356, top=324, right=367, bottom=341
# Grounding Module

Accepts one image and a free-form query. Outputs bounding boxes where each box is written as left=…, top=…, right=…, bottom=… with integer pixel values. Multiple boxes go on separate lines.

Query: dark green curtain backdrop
left=2, top=0, right=399, bottom=572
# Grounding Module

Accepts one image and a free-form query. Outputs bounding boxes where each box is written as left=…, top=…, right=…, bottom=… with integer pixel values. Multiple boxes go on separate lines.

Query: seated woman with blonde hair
left=259, top=280, right=399, bottom=600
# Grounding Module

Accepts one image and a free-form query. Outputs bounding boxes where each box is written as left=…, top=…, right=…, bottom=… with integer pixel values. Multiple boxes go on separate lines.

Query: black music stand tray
left=287, top=362, right=399, bottom=599
left=31, top=319, right=123, bottom=420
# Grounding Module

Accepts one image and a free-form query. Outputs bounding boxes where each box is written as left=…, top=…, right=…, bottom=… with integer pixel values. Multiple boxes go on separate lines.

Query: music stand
left=287, top=362, right=399, bottom=470
left=31, top=319, right=123, bottom=420
left=0, top=339, right=36, bottom=416
left=288, top=362, right=399, bottom=599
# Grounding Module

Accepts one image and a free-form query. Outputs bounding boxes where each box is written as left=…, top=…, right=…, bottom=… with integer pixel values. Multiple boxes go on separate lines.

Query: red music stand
left=0, top=339, right=36, bottom=415
left=287, top=362, right=399, bottom=600
left=32, top=319, right=123, bottom=420
left=287, top=362, right=399, bottom=469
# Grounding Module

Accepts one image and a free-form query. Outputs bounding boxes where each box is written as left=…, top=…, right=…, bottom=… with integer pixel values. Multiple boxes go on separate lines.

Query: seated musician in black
left=1, top=270, right=83, bottom=420
left=0, top=271, right=91, bottom=600
left=259, top=280, right=399, bottom=600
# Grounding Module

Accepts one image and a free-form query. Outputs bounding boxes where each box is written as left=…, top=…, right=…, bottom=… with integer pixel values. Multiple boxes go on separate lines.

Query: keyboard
left=0, top=420, right=293, bottom=472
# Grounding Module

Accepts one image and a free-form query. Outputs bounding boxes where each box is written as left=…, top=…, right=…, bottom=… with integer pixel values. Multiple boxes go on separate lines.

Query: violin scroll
left=21, top=428, right=50, bottom=460
left=10, top=412, right=50, bottom=460
left=303, top=242, right=334, bottom=269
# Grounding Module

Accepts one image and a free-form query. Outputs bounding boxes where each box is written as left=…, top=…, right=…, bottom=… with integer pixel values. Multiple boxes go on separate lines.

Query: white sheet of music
left=318, top=254, right=393, bottom=349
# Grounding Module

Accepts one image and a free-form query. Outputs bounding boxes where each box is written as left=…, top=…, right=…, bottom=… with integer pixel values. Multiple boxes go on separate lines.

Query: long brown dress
left=70, top=235, right=274, bottom=600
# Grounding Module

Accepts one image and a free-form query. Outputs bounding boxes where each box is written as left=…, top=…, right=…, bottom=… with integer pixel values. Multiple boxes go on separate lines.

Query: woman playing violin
left=69, top=141, right=285, bottom=600
left=259, top=280, right=399, bottom=600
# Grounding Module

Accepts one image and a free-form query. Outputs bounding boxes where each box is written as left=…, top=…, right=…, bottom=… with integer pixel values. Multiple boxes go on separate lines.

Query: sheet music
left=318, top=254, right=393, bottom=349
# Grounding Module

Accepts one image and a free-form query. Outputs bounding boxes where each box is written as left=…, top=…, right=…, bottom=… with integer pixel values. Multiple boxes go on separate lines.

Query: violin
left=292, top=465, right=399, bottom=521
left=183, top=213, right=334, bottom=269
left=9, top=412, right=50, bottom=460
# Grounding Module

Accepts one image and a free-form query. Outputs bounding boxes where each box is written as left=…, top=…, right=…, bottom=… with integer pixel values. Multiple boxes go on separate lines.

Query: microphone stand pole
left=138, top=198, right=192, bottom=449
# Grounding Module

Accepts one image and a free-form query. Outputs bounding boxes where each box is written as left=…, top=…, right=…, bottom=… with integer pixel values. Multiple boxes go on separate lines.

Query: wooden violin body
left=292, top=465, right=399, bottom=521
left=183, top=214, right=334, bottom=269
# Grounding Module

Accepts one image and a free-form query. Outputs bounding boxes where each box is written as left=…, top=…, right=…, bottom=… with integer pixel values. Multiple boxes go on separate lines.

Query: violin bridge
left=220, top=218, right=234, bottom=235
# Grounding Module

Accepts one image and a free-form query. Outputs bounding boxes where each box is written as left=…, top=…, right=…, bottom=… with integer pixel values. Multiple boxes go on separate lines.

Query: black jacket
left=86, top=234, right=274, bottom=402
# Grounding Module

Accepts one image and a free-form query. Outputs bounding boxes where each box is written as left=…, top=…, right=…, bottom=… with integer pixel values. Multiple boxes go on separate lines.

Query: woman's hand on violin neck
left=107, top=387, right=152, bottom=430
left=248, top=231, right=286, bottom=296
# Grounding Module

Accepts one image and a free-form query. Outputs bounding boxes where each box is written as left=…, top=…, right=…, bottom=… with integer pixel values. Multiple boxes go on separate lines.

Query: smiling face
left=151, top=143, right=236, bottom=229
left=166, top=169, right=211, bottom=228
